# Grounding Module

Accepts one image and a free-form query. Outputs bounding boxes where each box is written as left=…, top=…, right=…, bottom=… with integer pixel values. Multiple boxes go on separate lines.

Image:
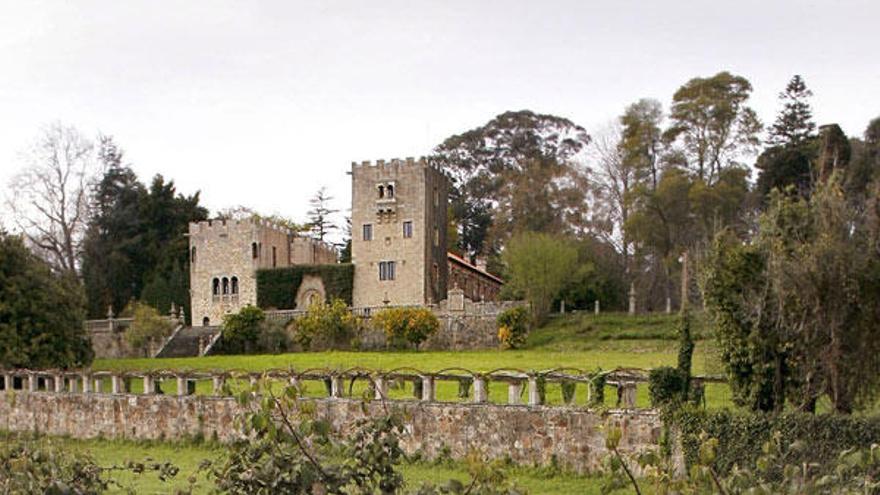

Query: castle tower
left=351, top=157, right=448, bottom=307
left=188, top=218, right=293, bottom=326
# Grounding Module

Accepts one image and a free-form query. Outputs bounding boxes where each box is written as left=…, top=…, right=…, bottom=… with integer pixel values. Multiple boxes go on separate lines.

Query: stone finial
left=169, top=302, right=177, bottom=318
left=628, top=283, right=637, bottom=315
left=107, top=305, right=115, bottom=320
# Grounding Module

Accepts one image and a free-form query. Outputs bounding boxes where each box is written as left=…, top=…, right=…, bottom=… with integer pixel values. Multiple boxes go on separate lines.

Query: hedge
left=673, top=409, right=880, bottom=478
left=256, top=264, right=354, bottom=309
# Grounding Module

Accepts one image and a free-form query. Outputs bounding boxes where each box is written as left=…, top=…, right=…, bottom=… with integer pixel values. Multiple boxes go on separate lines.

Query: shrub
left=496, top=306, right=530, bottom=349
left=125, top=302, right=176, bottom=352
left=648, top=366, right=689, bottom=407
left=221, top=305, right=265, bottom=354
left=372, top=307, right=439, bottom=350
left=293, top=299, right=357, bottom=351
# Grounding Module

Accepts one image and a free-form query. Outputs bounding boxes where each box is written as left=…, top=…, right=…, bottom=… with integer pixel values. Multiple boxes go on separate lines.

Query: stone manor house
left=189, top=158, right=502, bottom=326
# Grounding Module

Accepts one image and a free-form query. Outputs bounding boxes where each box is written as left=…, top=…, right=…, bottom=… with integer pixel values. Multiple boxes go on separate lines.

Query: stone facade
left=189, top=218, right=336, bottom=327
left=351, top=158, right=449, bottom=307
left=447, top=252, right=503, bottom=302
left=0, top=391, right=664, bottom=473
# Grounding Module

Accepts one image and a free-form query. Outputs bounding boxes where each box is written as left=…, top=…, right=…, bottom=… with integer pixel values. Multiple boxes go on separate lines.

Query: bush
left=496, top=306, right=530, bottom=349
left=673, top=409, right=880, bottom=478
left=293, top=299, right=357, bottom=351
left=125, top=302, right=176, bottom=352
left=221, top=305, right=265, bottom=354
left=372, top=307, right=439, bottom=350
left=649, top=366, right=689, bottom=407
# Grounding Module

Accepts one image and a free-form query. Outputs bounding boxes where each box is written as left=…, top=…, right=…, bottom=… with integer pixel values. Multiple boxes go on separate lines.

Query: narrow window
left=212, top=278, right=220, bottom=296
left=433, top=186, right=439, bottom=207
left=231, top=276, right=239, bottom=295
left=363, top=224, right=373, bottom=241
left=222, top=277, right=229, bottom=295
left=378, top=185, right=385, bottom=198
left=202, top=317, right=210, bottom=326
left=387, top=184, right=394, bottom=198
left=433, top=227, right=439, bottom=247
left=191, top=246, right=196, bottom=264
left=379, top=261, right=396, bottom=281
left=433, top=262, right=439, bottom=284
left=272, top=246, right=277, bottom=268
left=402, top=221, right=413, bottom=238
left=252, top=242, right=259, bottom=259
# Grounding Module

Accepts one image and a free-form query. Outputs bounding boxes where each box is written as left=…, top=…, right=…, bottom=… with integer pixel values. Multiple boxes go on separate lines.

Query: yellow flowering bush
left=372, top=307, right=439, bottom=350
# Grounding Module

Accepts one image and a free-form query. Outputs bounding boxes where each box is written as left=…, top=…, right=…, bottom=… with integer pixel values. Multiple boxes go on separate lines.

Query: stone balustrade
left=0, top=367, right=724, bottom=410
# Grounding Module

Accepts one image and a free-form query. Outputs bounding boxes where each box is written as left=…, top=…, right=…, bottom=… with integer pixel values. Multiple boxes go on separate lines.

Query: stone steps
left=155, top=326, right=220, bottom=358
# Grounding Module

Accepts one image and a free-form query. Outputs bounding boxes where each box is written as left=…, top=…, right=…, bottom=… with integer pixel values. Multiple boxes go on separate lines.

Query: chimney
left=475, top=257, right=488, bottom=272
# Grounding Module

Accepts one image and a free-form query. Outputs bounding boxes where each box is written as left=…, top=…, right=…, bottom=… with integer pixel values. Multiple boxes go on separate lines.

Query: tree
left=768, top=75, right=816, bottom=147
left=664, top=72, right=762, bottom=184
left=306, top=186, right=339, bottom=241
left=620, top=99, right=664, bottom=190
left=501, top=232, right=579, bottom=324
left=6, top=123, right=100, bottom=276
left=432, top=110, right=592, bottom=258
left=703, top=177, right=880, bottom=413
left=0, top=232, right=93, bottom=369
left=754, top=145, right=814, bottom=200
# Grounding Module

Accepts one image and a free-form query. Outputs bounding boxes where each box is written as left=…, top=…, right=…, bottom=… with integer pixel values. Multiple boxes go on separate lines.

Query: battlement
left=351, top=156, right=447, bottom=173
left=189, top=217, right=295, bottom=236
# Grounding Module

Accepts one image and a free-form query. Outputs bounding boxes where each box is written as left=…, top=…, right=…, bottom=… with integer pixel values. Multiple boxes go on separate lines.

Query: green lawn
left=92, top=312, right=731, bottom=409
left=54, top=437, right=628, bottom=494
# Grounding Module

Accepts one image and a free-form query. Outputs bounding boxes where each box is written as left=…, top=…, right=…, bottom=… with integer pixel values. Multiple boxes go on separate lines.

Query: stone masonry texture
left=0, top=391, right=663, bottom=473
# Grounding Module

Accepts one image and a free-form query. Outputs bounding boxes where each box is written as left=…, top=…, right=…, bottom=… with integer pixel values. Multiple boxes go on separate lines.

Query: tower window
left=433, top=186, right=439, bottom=207
left=222, top=277, right=229, bottom=295
left=272, top=246, right=277, bottom=267
left=212, top=278, right=220, bottom=296
left=403, top=221, right=413, bottom=238
left=252, top=242, right=259, bottom=259
left=231, top=276, right=239, bottom=295
left=378, top=185, right=385, bottom=198
left=379, top=261, right=396, bottom=281
left=363, top=224, right=373, bottom=241
left=433, top=227, right=439, bottom=247
left=191, top=246, right=196, bottom=264
left=386, top=184, right=394, bottom=198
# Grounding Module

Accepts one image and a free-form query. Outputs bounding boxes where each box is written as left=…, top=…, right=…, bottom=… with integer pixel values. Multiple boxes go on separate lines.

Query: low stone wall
left=0, top=391, right=662, bottom=473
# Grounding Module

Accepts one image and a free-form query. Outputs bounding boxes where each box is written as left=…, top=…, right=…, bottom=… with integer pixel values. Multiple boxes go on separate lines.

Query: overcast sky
left=1, top=0, right=878, bottom=232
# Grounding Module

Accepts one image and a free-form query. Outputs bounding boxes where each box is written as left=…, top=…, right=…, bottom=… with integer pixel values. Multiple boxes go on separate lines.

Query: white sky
left=1, top=0, right=878, bottom=233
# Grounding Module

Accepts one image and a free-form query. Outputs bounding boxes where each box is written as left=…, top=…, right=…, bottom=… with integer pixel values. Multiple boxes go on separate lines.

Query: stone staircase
left=154, top=326, right=221, bottom=358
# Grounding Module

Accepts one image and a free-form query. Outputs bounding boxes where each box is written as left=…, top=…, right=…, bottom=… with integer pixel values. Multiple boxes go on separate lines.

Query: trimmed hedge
left=256, top=264, right=354, bottom=309
left=674, top=409, right=880, bottom=478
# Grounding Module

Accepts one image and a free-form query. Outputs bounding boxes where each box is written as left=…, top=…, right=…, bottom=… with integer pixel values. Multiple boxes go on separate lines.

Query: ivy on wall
left=256, top=264, right=354, bottom=309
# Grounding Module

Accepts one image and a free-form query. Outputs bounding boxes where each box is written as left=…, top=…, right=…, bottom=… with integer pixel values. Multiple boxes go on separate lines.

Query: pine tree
left=768, top=75, right=816, bottom=146
left=307, top=186, right=338, bottom=241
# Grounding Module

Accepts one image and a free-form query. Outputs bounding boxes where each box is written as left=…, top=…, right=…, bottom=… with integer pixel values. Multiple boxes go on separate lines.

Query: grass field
left=48, top=436, right=628, bottom=494
left=92, top=312, right=731, bottom=409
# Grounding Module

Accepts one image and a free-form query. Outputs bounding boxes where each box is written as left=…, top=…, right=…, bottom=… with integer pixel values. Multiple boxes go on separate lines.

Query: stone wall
left=0, top=391, right=662, bottom=473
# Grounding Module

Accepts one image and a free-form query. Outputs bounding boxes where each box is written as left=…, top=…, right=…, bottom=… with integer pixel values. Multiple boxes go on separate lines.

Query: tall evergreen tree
left=306, top=186, right=338, bottom=241
left=768, top=75, right=816, bottom=147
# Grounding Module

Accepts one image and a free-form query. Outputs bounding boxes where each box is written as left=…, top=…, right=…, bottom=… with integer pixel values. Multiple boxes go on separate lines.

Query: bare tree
left=589, top=122, right=634, bottom=274
left=6, top=123, right=99, bottom=276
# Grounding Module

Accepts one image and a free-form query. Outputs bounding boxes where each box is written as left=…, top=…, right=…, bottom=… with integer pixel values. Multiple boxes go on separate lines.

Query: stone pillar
left=177, top=375, right=187, bottom=396
left=420, top=375, right=435, bottom=402
left=111, top=375, right=123, bottom=394
left=94, top=378, right=103, bottom=394
left=373, top=376, right=387, bottom=400
left=559, top=299, right=566, bottom=314
left=330, top=375, right=344, bottom=398
left=142, top=375, right=153, bottom=395
left=594, top=300, right=600, bottom=315
left=472, top=376, right=488, bottom=403
left=212, top=375, right=225, bottom=396
left=68, top=376, right=77, bottom=393
left=528, top=376, right=543, bottom=406
left=81, top=373, right=92, bottom=393
left=628, top=284, right=637, bottom=315
left=54, top=375, right=64, bottom=393
left=2, top=373, right=12, bottom=391
left=508, top=381, right=523, bottom=405
left=621, top=382, right=637, bottom=409
left=27, top=373, right=37, bottom=392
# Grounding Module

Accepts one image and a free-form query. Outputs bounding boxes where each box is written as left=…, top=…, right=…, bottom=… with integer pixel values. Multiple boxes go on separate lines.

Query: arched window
left=191, top=246, right=196, bottom=264
left=252, top=242, right=259, bottom=259
left=212, top=278, right=220, bottom=296
left=202, top=317, right=210, bottom=326
left=386, top=184, right=394, bottom=198
left=231, top=276, right=239, bottom=295
left=222, top=277, right=229, bottom=295
left=378, top=185, right=385, bottom=198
